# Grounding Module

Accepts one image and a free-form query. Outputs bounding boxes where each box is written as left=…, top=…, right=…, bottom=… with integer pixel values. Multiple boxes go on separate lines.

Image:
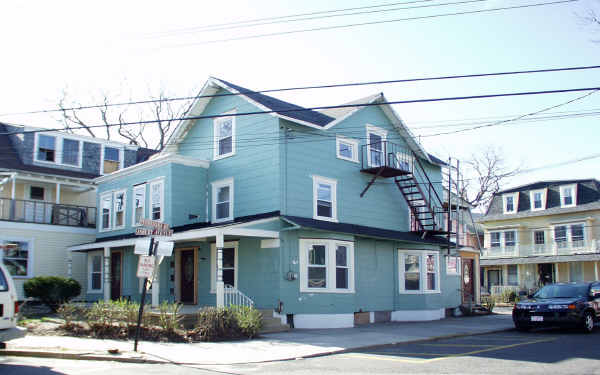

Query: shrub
left=191, top=307, right=240, bottom=341
left=86, top=299, right=152, bottom=338
left=481, top=295, right=496, bottom=313
left=57, top=303, right=85, bottom=328
left=231, top=305, right=262, bottom=338
left=157, top=301, right=182, bottom=333
left=23, top=276, right=81, bottom=311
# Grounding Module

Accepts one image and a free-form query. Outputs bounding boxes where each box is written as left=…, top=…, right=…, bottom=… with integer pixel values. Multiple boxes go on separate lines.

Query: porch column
left=595, top=261, right=599, bottom=281
left=67, top=256, right=73, bottom=278
left=10, top=175, right=16, bottom=220
left=56, top=183, right=61, bottom=204
left=103, top=247, right=111, bottom=301
left=152, top=268, right=160, bottom=308
left=555, top=263, right=560, bottom=282
left=216, top=231, right=224, bottom=308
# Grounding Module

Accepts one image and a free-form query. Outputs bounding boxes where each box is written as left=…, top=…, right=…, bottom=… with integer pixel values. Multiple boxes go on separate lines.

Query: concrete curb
left=0, top=326, right=515, bottom=366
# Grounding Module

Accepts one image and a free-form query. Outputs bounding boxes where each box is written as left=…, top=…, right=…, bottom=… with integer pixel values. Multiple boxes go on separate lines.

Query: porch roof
left=480, top=252, right=600, bottom=266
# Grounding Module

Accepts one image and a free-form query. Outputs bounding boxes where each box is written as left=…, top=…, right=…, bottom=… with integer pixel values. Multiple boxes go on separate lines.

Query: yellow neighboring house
left=478, top=179, right=600, bottom=296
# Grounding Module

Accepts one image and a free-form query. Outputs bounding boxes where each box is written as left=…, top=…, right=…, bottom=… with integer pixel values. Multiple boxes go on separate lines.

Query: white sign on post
left=136, top=255, right=155, bottom=278
left=134, top=238, right=152, bottom=255
left=156, top=241, right=174, bottom=257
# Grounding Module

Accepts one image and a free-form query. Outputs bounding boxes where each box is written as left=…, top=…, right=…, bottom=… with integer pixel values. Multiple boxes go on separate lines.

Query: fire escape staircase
left=359, top=141, right=450, bottom=234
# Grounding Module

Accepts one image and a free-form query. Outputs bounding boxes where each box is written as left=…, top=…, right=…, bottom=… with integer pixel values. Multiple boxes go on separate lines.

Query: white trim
left=211, top=177, right=234, bottom=223
left=95, top=154, right=209, bottom=183
left=292, top=313, right=354, bottom=329
left=28, top=127, right=139, bottom=150
left=529, top=188, right=547, bottom=211
left=213, top=110, right=236, bottom=160
left=299, top=239, right=355, bottom=293
left=0, top=220, right=95, bottom=234
left=100, top=145, right=124, bottom=175
left=502, top=192, right=518, bottom=214
left=446, top=255, right=461, bottom=275
left=87, top=250, right=103, bottom=294
left=7, top=172, right=95, bottom=188
left=366, top=124, right=388, bottom=168
left=312, top=175, right=338, bottom=222
left=560, top=184, right=577, bottom=208
left=335, top=136, right=359, bottom=163
left=391, top=309, right=444, bottom=322
left=398, top=250, right=441, bottom=294
left=112, top=189, right=127, bottom=230
left=210, top=241, right=238, bottom=293
left=149, top=179, right=165, bottom=222
left=260, top=239, right=280, bottom=248
left=132, top=184, right=147, bottom=227
left=0, top=237, right=34, bottom=279
left=99, top=192, right=112, bottom=232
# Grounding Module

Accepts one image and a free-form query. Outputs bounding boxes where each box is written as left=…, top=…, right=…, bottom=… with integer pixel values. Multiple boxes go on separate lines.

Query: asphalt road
left=1, top=329, right=600, bottom=375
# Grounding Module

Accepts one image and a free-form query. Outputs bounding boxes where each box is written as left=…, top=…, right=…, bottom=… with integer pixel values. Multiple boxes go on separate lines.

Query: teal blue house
left=70, top=78, right=463, bottom=328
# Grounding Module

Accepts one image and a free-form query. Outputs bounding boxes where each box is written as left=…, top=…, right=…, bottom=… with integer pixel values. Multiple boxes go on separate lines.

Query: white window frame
left=0, top=238, right=34, bottom=279
left=213, top=110, right=236, bottom=160
left=560, top=184, right=577, bottom=208
left=552, top=222, right=586, bottom=248
left=529, top=189, right=546, bottom=211
left=33, top=133, right=84, bottom=168
left=335, top=136, right=359, bottom=163
left=210, top=241, right=239, bottom=293
left=504, top=230, right=517, bottom=247
left=87, top=250, right=103, bottom=293
left=132, top=184, right=146, bottom=227
left=446, top=255, right=461, bottom=275
left=99, top=192, right=112, bottom=232
left=312, top=175, right=338, bottom=222
left=490, top=232, right=501, bottom=248
left=112, top=189, right=127, bottom=230
left=398, top=250, right=441, bottom=294
left=100, top=145, right=124, bottom=175
left=502, top=192, right=518, bottom=214
left=366, top=124, right=388, bottom=168
left=299, top=239, right=355, bottom=294
left=149, top=179, right=165, bottom=222
left=211, top=177, right=234, bottom=223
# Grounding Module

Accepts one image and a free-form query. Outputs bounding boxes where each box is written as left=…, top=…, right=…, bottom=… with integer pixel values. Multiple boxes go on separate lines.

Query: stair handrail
left=409, top=149, right=445, bottom=208
left=223, top=284, right=255, bottom=308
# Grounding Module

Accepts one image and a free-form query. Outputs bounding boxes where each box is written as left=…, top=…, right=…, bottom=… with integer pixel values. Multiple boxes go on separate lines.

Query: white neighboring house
left=0, top=122, right=156, bottom=299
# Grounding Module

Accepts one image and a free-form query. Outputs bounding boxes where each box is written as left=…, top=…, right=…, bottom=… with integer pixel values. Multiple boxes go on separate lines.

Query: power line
left=166, top=0, right=577, bottom=47
left=2, top=64, right=599, bottom=118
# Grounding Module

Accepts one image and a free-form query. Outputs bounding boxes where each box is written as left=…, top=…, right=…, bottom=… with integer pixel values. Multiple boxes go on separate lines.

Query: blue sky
left=0, top=0, right=598, bottom=192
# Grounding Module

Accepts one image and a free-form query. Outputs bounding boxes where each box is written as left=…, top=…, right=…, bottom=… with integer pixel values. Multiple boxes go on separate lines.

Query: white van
left=0, top=262, right=18, bottom=331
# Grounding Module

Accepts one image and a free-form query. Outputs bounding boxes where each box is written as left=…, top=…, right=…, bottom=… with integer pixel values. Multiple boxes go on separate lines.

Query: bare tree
left=456, top=146, right=521, bottom=211
left=57, top=85, right=193, bottom=150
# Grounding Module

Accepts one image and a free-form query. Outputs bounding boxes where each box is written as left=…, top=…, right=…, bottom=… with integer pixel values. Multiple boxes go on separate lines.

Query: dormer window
left=37, top=135, right=56, bottom=162
left=34, top=133, right=83, bottom=167
left=502, top=193, right=518, bottom=214
left=102, top=146, right=121, bottom=174
left=530, top=189, right=546, bottom=211
left=560, top=184, right=576, bottom=207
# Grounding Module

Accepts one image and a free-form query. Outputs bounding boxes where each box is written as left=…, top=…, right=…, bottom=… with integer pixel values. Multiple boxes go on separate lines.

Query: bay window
left=150, top=180, right=164, bottom=221
left=132, top=184, right=146, bottom=226
left=300, top=239, right=355, bottom=293
left=113, top=190, right=126, bottom=229
left=100, top=193, right=112, bottom=231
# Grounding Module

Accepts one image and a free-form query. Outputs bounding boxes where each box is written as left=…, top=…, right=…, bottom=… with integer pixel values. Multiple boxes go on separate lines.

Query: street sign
left=136, top=219, right=174, bottom=236
left=136, top=255, right=155, bottom=278
left=134, top=238, right=152, bottom=255
left=156, top=241, right=174, bottom=257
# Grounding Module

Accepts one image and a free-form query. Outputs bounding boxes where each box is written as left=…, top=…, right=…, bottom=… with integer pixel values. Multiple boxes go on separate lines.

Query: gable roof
left=164, top=78, right=441, bottom=165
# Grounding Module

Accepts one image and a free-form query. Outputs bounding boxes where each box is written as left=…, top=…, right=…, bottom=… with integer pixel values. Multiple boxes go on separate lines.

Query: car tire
left=582, top=311, right=594, bottom=333
left=515, top=322, right=530, bottom=332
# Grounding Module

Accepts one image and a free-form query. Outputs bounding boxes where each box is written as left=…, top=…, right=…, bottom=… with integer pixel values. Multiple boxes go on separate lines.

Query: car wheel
left=582, top=311, right=594, bottom=333
left=515, top=322, right=530, bottom=332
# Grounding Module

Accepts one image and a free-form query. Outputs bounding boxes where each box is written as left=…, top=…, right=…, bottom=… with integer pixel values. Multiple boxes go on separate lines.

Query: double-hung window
left=214, top=112, right=235, bottom=160
left=100, top=193, right=112, bottom=231
left=102, top=146, right=121, bottom=174
left=502, top=193, right=518, bottom=214
left=560, top=184, right=577, bottom=207
left=504, top=231, right=516, bottom=248
left=150, top=180, right=164, bottom=221
left=34, top=134, right=82, bottom=166
left=530, top=189, right=546, bottom=211
left=507, top=265, right=518, bottom=286
left=0, top=240, right=32, bottom=278
left=554, top=226, right=567, bottom=248
left=210, top=242, right=238, bottom=292
left=312, top=176, right=337, bottom=222
left=398, top=250, right=440, bottom=293
left=113, top=190, right=126, bottom=229
left=299, top=239, right=355, bottom=293
left=132, top=184, right=146, bottom=226
left=366, top=125, right=387, bottom=167
left=571, top=224, right=584, bottom=247
left=88, top=251, right=103, bottom=293
left=37, top=135, right=56, bottom=162
left=490, top=232, right=501, bottom=248
left=62, top=138, right=80, bottom=166
left=211, top=178, right=234, bottom=223
left=335, top=136, right=358, bottom=163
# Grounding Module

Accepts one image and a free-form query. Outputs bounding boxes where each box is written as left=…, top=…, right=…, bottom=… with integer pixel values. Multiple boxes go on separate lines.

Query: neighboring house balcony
left=0, top=197, right=96, bottom=228
left=481, top=239, right=598, bottom=258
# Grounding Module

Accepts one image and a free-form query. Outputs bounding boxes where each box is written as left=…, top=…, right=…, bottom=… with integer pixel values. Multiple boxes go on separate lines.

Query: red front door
left=462, top=258, right=474, bottom=304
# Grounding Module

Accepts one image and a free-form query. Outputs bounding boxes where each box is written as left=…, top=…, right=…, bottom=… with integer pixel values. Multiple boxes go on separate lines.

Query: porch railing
left=224, top=284, right=254, bottom=308
left=0, top=197, right=96, bottom=228
left=482, top=240, right=597, bottom=259
left=490, top=285, right=520, bottom=295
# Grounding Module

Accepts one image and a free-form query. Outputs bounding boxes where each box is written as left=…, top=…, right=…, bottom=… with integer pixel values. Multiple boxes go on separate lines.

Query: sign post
left=133, top=219, right=173, bottom=352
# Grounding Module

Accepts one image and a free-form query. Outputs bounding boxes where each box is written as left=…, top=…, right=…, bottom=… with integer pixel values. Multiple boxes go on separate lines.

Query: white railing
left=481, top=245, right=519, bottom=258
left=224, top=285, right=254, bottom=308
left=482, top=239, right=598, bottom=259
left=490, top=285, right=520, bottom=295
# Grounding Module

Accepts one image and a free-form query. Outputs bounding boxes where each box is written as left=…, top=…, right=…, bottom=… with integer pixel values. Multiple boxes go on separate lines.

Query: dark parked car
left=512, top=282, right=600, bottom=333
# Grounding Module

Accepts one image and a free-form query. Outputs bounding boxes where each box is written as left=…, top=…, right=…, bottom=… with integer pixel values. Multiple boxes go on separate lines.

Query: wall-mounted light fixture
left=188, top=214, right=198, bottom=220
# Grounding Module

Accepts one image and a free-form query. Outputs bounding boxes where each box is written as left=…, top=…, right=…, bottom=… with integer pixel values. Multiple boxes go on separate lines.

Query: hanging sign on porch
left=134, top=238, right=152, bottom=255
left=135, top=218, right=174, bottom=237
left=136, top=255, right=155, bottom=278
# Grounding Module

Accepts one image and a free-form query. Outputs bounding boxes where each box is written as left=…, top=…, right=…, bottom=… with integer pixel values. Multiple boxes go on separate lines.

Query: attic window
left=214, top=111, right=236, bottom=160
left=530, top=189, right=546, bottom=211
left=103, top=146, right=121, bottom=174
left=37, top=135, right=56, bottom=162
left=560, top=184, right=576, bottom=207
left=502, top=193, right=518, bottom=214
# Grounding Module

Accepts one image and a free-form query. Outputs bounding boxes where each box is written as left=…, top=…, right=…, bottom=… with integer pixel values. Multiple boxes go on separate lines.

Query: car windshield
left=533, top=284, right=588, bottom=299
left=0, top=268, right=8, bottom=292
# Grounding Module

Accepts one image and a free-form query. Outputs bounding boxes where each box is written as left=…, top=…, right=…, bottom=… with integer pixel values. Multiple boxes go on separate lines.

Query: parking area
left=346, top=332, right=559, bottom=364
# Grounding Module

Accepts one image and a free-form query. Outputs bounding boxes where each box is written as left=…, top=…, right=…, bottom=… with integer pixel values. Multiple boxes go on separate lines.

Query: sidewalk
left=1, top=311, right=514, bottom=365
